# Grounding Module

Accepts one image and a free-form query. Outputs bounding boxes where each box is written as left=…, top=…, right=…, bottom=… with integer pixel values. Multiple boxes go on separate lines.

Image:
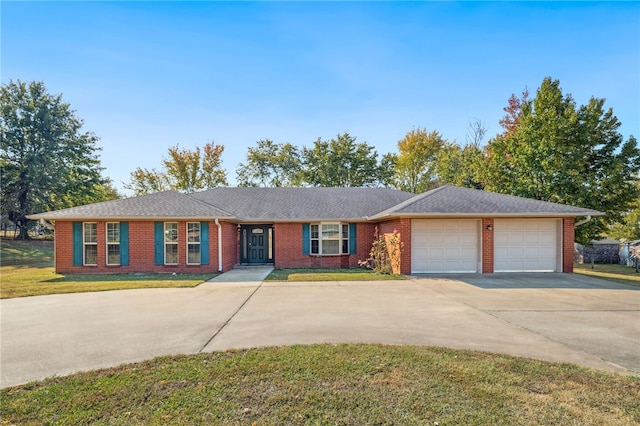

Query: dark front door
left=241, top=225, right=274, bottom=264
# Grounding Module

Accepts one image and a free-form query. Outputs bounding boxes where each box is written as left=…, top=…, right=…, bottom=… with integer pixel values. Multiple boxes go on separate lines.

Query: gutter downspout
left=215, top=218, right=223, bottom=272
left=575, top=215, right=592, bottom=227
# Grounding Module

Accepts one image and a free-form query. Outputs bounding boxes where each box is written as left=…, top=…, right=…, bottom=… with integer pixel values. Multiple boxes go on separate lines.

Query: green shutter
left=201, top=222, right=209, bottom=265
left=302, top=223, right=310, bottom=255
left=154, top=222, right=164, bottom=265
left=120, top=222, right=129, bottom=266
left=349, top=223, right=357, bottom=254
left=72, top=222, right=82, bottom=266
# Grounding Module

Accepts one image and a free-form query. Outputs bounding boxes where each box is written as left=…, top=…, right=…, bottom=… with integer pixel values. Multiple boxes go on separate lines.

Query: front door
left=240, top=225, right=274, bottom=264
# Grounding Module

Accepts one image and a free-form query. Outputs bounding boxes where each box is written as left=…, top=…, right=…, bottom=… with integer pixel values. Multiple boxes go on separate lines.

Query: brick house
left=28, top=185, right=602, bottom=275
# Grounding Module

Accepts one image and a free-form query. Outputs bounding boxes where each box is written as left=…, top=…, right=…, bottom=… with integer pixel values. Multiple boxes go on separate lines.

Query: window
left=187, top=222, right=201, bottom=265
left=310, top=223, right=350, bottom=255
left=83, top=222, right=97, bottom=265
left=106, top=222, right=120, bottom=265
left=164, top=222, right=178, bottom=265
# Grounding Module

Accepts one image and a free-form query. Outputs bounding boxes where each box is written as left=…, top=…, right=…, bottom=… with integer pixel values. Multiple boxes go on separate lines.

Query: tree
left=498, top=88, right=529, bottom=137
left=391, top=128, right=445, bottom=193
left=301, top=132, right=383, bottom=187
left=607, top=181, right=640, bottom=241
left=435, top=142, right=485, bottom=189
left=0, top=80, right=114, bottom=239
left=125, top=142, right=228, bottom=195
left=485, top=77, right=640, bottom=243
left=465, top=118, right=487, bottom=148
left=236, top=139, right=302, bottom=187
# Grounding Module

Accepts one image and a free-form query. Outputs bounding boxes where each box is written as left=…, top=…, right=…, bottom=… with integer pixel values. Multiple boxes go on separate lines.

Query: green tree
left=301, top=132, right=383, bottom=187
left=485, top=77, right=640, bottom=243
left=391, top=128, right=446, bottom=193
left=435, top=142, right=485, bottom=189
left=0, top=80, right=114, bottom=238
left=236, top=139, right=302, bottom=187
left=607, top=180, right=640, bottom=241
left=125, top=142, right=228, bottom=195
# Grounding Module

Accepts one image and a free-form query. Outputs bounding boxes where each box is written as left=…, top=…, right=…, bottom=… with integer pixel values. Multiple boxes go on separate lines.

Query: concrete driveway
left=1, top=272, right=639, bottom=388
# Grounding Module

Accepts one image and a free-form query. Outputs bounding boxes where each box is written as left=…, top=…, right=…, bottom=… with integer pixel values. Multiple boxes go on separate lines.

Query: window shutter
left=302, top=223, right=310, bottom=255
left=201, top=221, right=209, bottom=265
left=154, top=222, right=164, bottom=265
left=72, top=222, right=82, bottom=266
left=120, top=222, right=129, bottom=266
left=349, top=223, right=357, bottom=254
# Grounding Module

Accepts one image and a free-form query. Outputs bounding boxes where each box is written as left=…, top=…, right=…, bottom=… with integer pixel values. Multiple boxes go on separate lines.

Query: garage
left=411, top=219, right=480, bottom=273
left=494, top=219, right=560, bottom=272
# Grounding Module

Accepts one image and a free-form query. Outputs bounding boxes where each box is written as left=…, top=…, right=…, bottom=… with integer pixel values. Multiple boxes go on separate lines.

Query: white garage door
left=494, top=219, right=560, bottom=272
left=411, top=219, right=480, bottom=273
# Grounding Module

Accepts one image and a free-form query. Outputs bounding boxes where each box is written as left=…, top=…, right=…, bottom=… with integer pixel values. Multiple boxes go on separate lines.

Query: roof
left=190, top=187, right=415, bottom=222
left=368, top=185, right=604, bottom=219
left=27, top=190, right=233, bottom=221
left=27, top=185, right=603, bottom=222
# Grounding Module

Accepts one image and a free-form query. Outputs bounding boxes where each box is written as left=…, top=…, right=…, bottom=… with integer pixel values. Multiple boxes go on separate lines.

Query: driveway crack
left=198, top=282, right=263, bottom=353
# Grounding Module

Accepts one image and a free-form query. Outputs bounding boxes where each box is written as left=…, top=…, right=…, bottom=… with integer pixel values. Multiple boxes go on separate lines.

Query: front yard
left=2, top=344, right=638, bottom=425
left=0, top=239, right=214, bottom=298
left=265, top=268, right=405, bottom=281
left=574, top=262, right=640, bottom=287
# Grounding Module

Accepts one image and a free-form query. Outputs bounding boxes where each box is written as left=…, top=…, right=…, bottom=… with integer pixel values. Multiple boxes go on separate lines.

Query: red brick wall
left=273, top=222, right=376, bottom=269
left=53, top=221, right=73, bottom=274
left=220, top=221, right=239, bottom=272
left=482, top=218, right=494, bottom=273
left=54, top=220, right=225, bottom=275
left=377, top=218, right=412, bottom=274
left=562, top=217, right=575, bottom=273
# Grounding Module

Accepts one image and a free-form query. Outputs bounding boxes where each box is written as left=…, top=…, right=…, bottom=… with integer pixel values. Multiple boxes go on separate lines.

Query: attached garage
left=494, top=219, right=561, bottom=272
left=411, top=219, right=480, bottom=273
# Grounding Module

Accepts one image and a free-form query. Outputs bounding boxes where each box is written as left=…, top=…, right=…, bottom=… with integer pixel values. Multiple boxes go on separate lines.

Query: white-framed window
left=187, top=222, right=201, bottom=265
left=83, top=222, right=98, bottom=265
left=106, top=222, right=120, bottom=265
left=164, top=222, right=178, bottom=265
left=311, top=223, right=350, bottom=255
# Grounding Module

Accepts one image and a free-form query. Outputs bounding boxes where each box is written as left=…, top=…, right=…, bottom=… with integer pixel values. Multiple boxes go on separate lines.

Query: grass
left=574, top=262, right=640, bottom=288
left=266, top=268, right=406, bottom=281
left=1, top=344, right=638, bottom=425
left=0, top=239, right=215, bottom=299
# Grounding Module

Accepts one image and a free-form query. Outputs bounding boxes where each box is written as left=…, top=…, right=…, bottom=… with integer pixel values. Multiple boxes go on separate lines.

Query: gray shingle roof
left=28, top=190, right=233, bottom=220
left=190, top=187, right=415, bottom=221
left=369, top=185, right=604, bottom=219
left=28, top=185, right=602, bottom=222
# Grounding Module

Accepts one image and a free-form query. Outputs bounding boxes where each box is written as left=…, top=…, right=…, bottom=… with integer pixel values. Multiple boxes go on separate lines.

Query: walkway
left=206, top=266, right=274, bottom=283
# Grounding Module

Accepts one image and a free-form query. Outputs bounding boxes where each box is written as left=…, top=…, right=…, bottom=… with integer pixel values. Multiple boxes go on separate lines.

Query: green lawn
left=1, top=344, right=638, bottom=425
left=266, top=268, right=406, bottom=281
left=574, top=262, right=640, bottom=287
left=0, top=239, right=215, bottom=298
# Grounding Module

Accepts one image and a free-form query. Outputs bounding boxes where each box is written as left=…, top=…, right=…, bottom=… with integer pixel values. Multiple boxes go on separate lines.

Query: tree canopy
left=301, top=132, right=385, bottom=187
left=0, top=80, right=115, bottom=238
left=236, top=139, right=302, bottom=187
left=388, top=127, right=446, bottom=193
left=484, top=77, right=640, bottom=243
left=125, top=142, right=228, bottom=195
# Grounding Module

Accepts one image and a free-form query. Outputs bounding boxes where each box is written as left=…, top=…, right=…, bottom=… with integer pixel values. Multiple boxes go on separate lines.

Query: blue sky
left=3, top=1, right=639, bottom=193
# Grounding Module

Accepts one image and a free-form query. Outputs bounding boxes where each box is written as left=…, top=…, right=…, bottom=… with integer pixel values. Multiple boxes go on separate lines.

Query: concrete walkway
left=1, top=273, right=638, bottom=388
left=206, top=266, right=273, bottom=283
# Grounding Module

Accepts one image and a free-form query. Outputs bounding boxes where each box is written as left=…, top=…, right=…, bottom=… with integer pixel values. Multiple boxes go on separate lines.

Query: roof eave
left=26, top=214, right=237, bottom=221
left=367, top=211, right=605, bottom=220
